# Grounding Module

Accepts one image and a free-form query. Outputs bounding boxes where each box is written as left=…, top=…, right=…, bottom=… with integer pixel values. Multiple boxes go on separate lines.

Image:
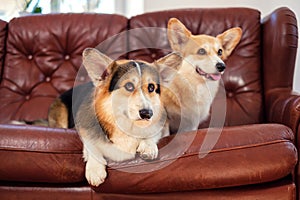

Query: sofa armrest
left=262, top=7, right=298, bottom=92
left=265, top=88, right=300, bottom=133
left=0, top=124, right=85, bottom=183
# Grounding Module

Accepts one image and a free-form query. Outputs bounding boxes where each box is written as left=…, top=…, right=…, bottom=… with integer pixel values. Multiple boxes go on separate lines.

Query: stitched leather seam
left=196, top=139, right=292, bottom=155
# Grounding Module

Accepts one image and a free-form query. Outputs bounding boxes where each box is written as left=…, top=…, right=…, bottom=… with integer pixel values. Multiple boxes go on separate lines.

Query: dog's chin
left=196, top=67, right=222, bottom=81
left=134, top=119, right=152, bottom=128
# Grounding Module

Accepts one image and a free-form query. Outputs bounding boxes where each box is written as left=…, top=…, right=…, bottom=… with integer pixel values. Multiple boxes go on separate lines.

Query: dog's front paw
left=137, top=140, right=158, bottom=160
left=85, top=160, right=107, bottom=187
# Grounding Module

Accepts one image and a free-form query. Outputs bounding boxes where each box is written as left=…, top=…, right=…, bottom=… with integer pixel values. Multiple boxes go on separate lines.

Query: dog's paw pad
left=137, top=141, right=158, bottom=160
left=85, top=165, right=107, bottom=187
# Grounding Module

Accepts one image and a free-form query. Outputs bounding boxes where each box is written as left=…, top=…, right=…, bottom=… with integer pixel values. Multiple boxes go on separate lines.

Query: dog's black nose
left=139, top=109, right=153, bottom=120
left=216, top=62, right=226, bottom=72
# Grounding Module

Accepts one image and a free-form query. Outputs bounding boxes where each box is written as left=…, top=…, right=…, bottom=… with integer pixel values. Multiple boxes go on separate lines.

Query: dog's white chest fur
left=165, top=61, right=220, bottom=133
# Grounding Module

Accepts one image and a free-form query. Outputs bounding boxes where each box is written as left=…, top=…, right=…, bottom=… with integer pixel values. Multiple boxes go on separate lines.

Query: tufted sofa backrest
left=0, top=8, right=276, bottom=127
left=0, top=14, right=127, bottom=123
left=128, top=8, right=264, bottom=127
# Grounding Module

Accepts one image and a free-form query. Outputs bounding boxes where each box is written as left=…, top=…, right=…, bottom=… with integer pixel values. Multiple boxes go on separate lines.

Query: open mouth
left=196, top=67, right=222, bottom=81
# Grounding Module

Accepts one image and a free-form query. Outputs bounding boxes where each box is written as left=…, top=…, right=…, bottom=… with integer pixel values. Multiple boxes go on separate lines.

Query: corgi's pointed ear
left=167, top=18, right=191, bottom=52
left=82, top=48, right=113, bottom=86
left=217, top=27, right=242, bottom=60
left=155, top=52, right=182, bottom=84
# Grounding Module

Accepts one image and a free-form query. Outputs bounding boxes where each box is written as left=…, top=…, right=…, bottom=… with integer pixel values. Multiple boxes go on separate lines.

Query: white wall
left=142, top=0, right=300, bottom=92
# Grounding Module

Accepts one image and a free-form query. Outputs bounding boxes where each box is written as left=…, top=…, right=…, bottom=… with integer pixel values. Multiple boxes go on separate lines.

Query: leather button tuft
left=227, top=92, right=234, bottom=98
left=151, top=53, right=156, bottom=58
left=65, top=55, right=70, bottom=60
left=45, top=77, right=51, bottom=82
left=28, top=55, right=33, bottom=60
left=25, top=95, right=30, bottom=100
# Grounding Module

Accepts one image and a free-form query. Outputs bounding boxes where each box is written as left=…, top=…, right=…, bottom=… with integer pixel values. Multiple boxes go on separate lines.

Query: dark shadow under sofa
left=0, top=7, right=299, bottom=200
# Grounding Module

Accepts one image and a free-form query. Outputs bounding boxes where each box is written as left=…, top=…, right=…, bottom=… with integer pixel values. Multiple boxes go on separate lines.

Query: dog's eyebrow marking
left=133, top=61, right=142, bottom=77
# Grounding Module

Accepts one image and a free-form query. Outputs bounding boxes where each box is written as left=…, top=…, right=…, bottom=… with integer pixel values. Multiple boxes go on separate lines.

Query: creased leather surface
left=0, top=124, right=84, bottom=183
left=0, top=124, right=297, bottom=191
left=0, top=184, right=92, bottom=200
left=262, top=7, right=298, bottom=92
left=0, top=13, right=128, bottom=123
left=0, top=178, right=295, bottom=200
left=266, top=88, right=300, bottom=133
left=95, top=124, right=296, bottom=193
left=94, top=178, right=295, bottom=200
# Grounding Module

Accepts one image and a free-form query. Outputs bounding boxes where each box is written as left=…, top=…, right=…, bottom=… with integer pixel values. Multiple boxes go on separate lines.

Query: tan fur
left=164, top=18, right=242, bottom=133
left=48, top=98, right=68, bottom=128
left=95, top=90, right=140, bottom=154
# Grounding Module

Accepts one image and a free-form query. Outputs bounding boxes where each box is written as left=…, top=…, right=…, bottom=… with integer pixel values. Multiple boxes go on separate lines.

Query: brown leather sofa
left=0, top=7, right=299, bottom=200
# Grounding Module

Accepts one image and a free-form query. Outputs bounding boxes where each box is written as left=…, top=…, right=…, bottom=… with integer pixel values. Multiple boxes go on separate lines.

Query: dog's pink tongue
left=210, top=74, right=221, bottom=81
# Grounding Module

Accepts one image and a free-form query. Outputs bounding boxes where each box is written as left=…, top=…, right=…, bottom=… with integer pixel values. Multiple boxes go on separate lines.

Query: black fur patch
left=109, top=62, right=135, bottom=92
left=155, top=84, right=161, bottom=94
left=60, top=82, right=94, bottom=128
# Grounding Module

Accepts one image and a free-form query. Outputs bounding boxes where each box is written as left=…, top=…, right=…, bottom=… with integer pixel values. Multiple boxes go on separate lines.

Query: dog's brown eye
left=125, top=82, right=134, bottom=92
left=218, top=49, right=223, bottom=56
left=148, top=83, right=155, bottom=93
left=197, top=48, right=206, bottom=55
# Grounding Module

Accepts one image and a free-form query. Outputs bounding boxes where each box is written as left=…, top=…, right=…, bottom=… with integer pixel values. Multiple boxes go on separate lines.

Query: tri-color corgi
left=48, top=48, right=182, bottom=186
left=164, top=18, right=242, bottom=133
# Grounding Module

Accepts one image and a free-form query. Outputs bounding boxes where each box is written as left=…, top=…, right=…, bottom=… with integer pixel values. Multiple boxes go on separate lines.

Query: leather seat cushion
left=0, top=124, right=296, bottom=193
